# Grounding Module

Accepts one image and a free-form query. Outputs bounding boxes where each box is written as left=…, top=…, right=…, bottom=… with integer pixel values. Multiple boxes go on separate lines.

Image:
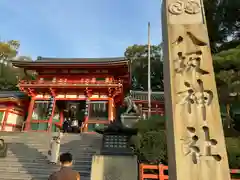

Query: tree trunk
left=226, top=103, right=232, bottom=128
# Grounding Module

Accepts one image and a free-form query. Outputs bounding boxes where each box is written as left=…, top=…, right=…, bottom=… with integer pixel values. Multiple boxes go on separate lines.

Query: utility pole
left=147, top=22, right=151, bottom=118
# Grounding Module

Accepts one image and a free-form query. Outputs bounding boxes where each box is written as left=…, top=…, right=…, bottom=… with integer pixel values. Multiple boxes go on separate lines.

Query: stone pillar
left=162, top=1, right=231, bottom=180
left=91, top=132, right=138, bottom=180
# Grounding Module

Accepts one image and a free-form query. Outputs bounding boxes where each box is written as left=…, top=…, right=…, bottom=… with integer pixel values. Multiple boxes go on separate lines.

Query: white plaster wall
left=5, top=112, right=24, bottom=132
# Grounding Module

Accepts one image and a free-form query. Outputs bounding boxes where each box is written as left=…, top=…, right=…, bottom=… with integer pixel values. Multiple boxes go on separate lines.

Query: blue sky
left=0, top=0, right=162, bottom=59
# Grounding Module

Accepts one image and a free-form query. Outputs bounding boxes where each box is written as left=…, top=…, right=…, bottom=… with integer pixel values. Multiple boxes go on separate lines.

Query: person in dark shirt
left=63, top=118, right=70, bottom=133
left=48, top=152, right=80, bottom=180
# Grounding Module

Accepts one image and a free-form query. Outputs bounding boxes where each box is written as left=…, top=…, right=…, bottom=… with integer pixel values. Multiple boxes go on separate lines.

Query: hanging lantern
left=103, top=102, right=106, bottom=112
left=85, top=101, right=89, bottom=116
left=98, top=103, right=101, bottom=112
left=47, top=96, right=54, bottom=119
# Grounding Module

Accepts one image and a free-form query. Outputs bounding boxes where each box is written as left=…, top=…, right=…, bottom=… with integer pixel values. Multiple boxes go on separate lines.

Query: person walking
left=63, top=118, right=70, bottom=133
left=71, top=118, right=79, bottom=133
left=48, top=152, right=80, bottom=180
left=48, top=131, right=62, bottom=164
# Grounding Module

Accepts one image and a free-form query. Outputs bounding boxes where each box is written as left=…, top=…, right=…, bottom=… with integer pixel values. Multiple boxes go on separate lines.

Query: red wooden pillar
left=158, top=164, right=168, bottom=180
left=25, top=98, right=35, bottom=131
left=59, top=110, right=64, bottom=127
left=112, top=99, right=116, bottom=121
left=108, top=97, right=114, bottom=122
left=54, top=110, right=64, bottom=130
left=1, top=108, right=9, bottom=131
left=139, top=163, right=144, bottom=180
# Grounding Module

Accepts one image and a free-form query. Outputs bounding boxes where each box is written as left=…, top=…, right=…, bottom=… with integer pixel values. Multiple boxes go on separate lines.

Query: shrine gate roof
left=11, top=57, right=129, bottom=68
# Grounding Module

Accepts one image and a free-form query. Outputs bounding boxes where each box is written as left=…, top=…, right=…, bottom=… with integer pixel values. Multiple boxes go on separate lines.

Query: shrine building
left=11, top=57, right=130, bottom=133
left=0, top=91, right=29, bottom=131
left=130, top=90, right=164, bottom=117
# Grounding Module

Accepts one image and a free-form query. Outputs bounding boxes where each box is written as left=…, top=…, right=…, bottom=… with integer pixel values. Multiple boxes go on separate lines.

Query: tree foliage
left=134, top=115, right=165, bottom=133
left=125, top=44, right=163, bottom=91
left=131, top=115, right=240, bottom=168
left=204, top=0, right=240, bottom=53
left=213, top=45, right=240, bottom=72
left=213, top=45, right=240, bottom=130
left=0, top=40, right=20, bottom=60
left=130, top=115, right=167, bottom=164
left=226, top=137, right=240, bottom=169
left=206, top=1, right=240, bottom=119
left=0, top=40, right=26, bottom=90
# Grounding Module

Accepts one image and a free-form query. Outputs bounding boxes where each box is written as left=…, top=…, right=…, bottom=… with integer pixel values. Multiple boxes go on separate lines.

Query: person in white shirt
left=71, top=119, right=79, bottom=133
left=48, top=131, right=63, bottom=164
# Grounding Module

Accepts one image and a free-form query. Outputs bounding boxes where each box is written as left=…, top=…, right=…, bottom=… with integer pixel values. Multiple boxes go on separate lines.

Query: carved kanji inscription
left=182, top=126, right=222, bottom=165
left=182, top=127, right=200, bottom=164
left=174, top=51, right=209, bottom=75
left=177, top=80, right=213, bottom=120
left=163, top=0, right=231, bottom=178
left=202, top=126, right=221, bottom=161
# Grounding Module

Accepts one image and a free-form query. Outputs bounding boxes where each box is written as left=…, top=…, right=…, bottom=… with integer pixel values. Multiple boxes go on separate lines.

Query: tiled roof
left=11, top=57, right=129, bottom=67
left=36, top=57, right=126, bottom=63
left=0, top=91, right=28, bottom=99
left=130, top=90, right=164, bottom=102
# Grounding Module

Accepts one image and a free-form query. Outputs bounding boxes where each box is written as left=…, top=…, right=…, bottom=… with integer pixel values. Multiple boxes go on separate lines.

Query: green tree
left=204, top=0, right=240, bottom=53
left=225, top=137, right=240, bottom=169
left=0, top=40, right=21, bottom=90
left=213, top=45, right=240, bottom=130
left=215, top=70, right=238, bottom=130
left=130, top=115, right=167, bottom=164
left=124, top=44, right=163, bottom=91
left=213, top=45, right=240, bottom=71
left=0, top=40, right=20, bottom=60
left=131, top=116, right=240, bottom=168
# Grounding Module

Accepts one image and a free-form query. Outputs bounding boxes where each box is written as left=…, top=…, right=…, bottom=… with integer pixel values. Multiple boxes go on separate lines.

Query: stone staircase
left=0, top=132, right=102, bottom=180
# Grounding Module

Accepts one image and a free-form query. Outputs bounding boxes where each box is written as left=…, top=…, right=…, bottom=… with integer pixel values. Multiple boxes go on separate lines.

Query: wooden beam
left=50, top=88, right=56, bottom=96
left=27, top=88, right=35, bottom=97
